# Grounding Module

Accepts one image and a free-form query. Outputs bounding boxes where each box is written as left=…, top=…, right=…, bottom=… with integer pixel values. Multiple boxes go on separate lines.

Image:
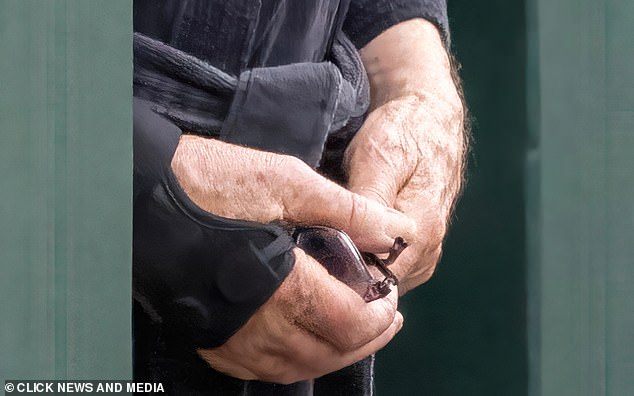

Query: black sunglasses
left=293, top=226, right=407, bottom=302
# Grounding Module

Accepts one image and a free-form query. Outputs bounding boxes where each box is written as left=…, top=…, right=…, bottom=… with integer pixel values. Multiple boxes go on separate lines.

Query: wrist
left=360, top=19, right=459, bottom=110
left=171, top=135, right=216, bottom=210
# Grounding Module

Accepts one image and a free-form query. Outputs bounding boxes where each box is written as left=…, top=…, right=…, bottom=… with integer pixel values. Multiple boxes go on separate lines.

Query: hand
left=345, top=19, right=467, bottom=293
left=198, top=248, right=403, bottom=384
left=171, top=134, right=415, bottom=253
left=171, top=135, right=413, bottom=382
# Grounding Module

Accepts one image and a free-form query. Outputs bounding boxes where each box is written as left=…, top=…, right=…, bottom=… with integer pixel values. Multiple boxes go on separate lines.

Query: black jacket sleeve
left=343, top=0, right=449, bottom=49
left=133, top=97, right=295, bottom=349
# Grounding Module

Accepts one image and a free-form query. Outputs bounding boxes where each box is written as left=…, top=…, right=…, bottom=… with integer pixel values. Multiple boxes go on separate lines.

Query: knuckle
left=430, top=232, right=445, bottom=251
left=404, top=268, right=435, bottom=292
left=360, top=185, right=391, bottom=207
left=424, top=242, right=443, bottom=266
left=348, top=193, right=369, bottom=228
left=420, top=265, right=437, bottom=284
left=400, top=244, right=444, bottom=292
left=260, top=153, right=288, bottom=182
left=261, top=151, right=286, bottom=169
left=419, top=248, right=442, bottom=282
left=425, top=217, right=447, bottom=248
left=278, top=154, right=308, bottom=178
left=261, top=152, right=309, bottom=186
left=260, top=154, right=311, bottom=219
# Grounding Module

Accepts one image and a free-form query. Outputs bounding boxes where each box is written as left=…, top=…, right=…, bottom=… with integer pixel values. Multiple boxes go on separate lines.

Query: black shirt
left=133, top=1, right=448, bottom=394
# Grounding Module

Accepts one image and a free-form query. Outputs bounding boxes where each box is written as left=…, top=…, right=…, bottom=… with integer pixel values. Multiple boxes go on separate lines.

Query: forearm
left=360, top=18, right=468, bottom=219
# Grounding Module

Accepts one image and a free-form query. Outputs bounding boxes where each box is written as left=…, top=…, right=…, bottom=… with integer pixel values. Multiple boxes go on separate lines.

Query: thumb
left=281, top=159, right=415, bottom=253
left=345, top=148, right=401, bottom=208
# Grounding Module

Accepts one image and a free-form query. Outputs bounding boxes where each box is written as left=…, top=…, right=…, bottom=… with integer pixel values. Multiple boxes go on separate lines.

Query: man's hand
left=198, top=248, right=402, bottom=384
left=171, top=134, right=414, bottom=382
left=346, top=19, right=468, bottom=293
left=172, top=134, right=415, bottom=253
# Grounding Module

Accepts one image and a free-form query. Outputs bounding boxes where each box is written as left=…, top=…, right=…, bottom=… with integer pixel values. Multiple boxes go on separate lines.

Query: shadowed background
left=377, top=0, right=634, bottom=394
left=376, top=1, right=529, bottom=394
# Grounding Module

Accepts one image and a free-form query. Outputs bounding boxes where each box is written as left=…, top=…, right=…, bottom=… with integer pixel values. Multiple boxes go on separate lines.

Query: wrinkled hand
left=171, top=134, right=413, bottom=382
left=199, top=248, right=402, bottom=384
left=172, top=134, right=415, bottom=252
left=345, top=96, right=463, bottom=293
left=345, top=19, right=466, bottom=294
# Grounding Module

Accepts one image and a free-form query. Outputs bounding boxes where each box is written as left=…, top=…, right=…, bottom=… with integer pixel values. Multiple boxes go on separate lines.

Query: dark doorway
left=376, top=1, right=529, bottom=394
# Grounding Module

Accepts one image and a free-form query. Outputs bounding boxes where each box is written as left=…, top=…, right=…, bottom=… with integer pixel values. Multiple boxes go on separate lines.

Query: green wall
left=527, top=0, right=634, bottom=394
left=0, top=0, right=132, bottom=381
left=1, top=1, right=633, bottom=395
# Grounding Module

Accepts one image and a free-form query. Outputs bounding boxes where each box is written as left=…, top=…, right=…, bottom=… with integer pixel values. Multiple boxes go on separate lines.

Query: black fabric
left=133, top=98, right=295, bottom=350
left=133, top=33, right=236, bottom=134
left=134, top=0, right=347, bottom=75
left=134, top=97, right=305, bottom=394
left=221, top=32, right=369, bottom=166
left=133, top=0, right=450, bottom=394
left=314, top=357, right=375, bottom=396
left=343, top=0, right=450, bottom=49
left=134, top=31, right=369, bottom=167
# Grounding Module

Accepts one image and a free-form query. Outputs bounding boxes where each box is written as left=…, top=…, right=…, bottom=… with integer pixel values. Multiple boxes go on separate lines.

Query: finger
left=173, top=136, right=414, bottom=252
left=199, top=250, right=403, bottom=384
left=281, top=157, right=416, bottom=253
left=289, top=249, right=399, bottom=349
left=389, top=238, right=443, bottom=294
left=303, top=310, right=404, bottom=379
left=246, top=311, right=404, bottom=385
left=201, top=311, right=404, bottom=385
left=337, top=310, right=404, bottom=367
left=320, top=278, right=399, bottom=351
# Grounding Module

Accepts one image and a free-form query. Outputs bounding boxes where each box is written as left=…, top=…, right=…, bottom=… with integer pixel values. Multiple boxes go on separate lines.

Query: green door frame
left=527, top=0, right=634, bottom=394
left=0, top=0, right=132, bottom=380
